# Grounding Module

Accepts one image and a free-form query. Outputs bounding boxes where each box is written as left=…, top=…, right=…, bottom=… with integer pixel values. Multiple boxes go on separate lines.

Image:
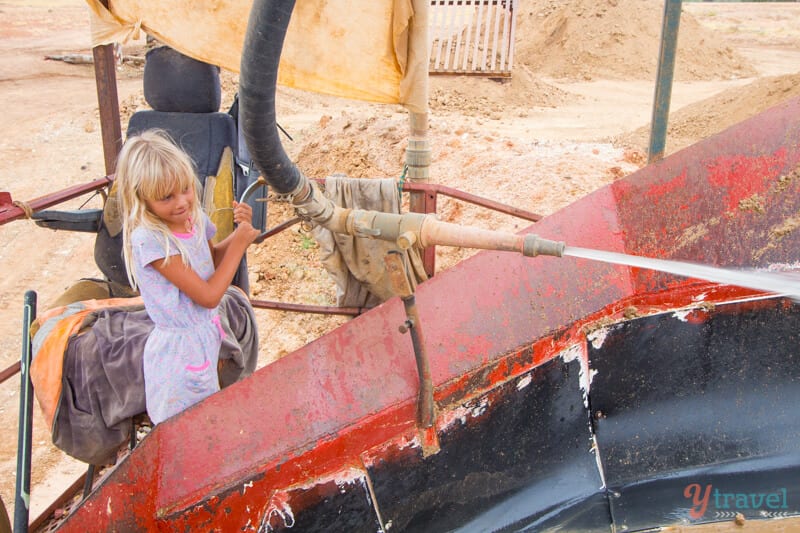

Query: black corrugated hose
left=239, top=0, right=304, bottom=195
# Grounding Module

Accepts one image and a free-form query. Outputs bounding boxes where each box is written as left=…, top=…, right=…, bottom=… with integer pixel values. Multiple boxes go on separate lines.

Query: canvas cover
left=85, top=0, right=429, bottom=113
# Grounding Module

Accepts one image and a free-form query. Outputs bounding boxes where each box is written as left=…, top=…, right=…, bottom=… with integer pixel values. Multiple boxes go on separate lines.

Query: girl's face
left=145, top=183, right=196, bottom=233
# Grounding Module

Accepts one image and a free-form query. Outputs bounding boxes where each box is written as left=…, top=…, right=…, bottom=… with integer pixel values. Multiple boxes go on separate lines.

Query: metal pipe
left=386, top=252, right=434, bottom=428
left=250, top=299, right=365, bottom=316
left=402, top=294, right=435, bottom=427
left=648, top=0, right=682, bottom=163
left=92, top=1, right=122, bottom=176
left=307, top=205, right=563, bottom=258
left=404, top=182, right=541, bottom=222
left=0, top=177, right=112, bottom=226
left=405, top=113, right=431, bottom=183
left=14, top=290, right=36, bottom=533
left=82, top=465, right=95, bottom=499
left=0, top=361, right=20, bottom=386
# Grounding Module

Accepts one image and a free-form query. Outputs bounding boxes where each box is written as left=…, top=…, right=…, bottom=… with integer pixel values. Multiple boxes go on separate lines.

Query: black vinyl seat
left=93, top=45, right=267, bottom=294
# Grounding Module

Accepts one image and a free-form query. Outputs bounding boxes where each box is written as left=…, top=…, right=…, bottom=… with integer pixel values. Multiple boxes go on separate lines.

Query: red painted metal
left=28, top=473, right=86, bottom=532
left=0, top=362, right=20, bottom=386
left=249, top=299, right=365, bottom=315
left=404, top=182, right=541, bottom=222
left=92, top=41, right=123, bottom=175
left=49, top=96, right=800, bottom=530
left=0, top=177, right=112, bottom=226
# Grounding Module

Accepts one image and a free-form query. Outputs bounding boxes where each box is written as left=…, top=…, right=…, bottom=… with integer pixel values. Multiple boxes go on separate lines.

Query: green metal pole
left=14, top=291, right=36, bottom=533
left=648, top=0, right=682, bottom=163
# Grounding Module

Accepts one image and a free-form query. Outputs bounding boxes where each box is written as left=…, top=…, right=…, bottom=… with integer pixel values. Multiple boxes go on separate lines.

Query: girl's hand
left=233, top=220, right=260, bottom=245
left=232, top=201, right=253, bottom=226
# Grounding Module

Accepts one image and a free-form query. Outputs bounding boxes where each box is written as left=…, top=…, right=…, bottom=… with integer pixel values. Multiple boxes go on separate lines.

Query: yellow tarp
left=85, top=0, right=429, bottom=113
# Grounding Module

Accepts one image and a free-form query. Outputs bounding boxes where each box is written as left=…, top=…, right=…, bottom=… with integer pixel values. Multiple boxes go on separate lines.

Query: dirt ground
left=1, top=0, right=799, bottom=524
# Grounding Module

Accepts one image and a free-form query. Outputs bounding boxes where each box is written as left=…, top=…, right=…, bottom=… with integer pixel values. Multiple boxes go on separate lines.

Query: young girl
left=116, top=129, right=259, bottom=424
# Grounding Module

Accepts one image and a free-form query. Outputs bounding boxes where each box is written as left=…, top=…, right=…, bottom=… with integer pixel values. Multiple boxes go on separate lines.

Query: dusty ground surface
left=0, top=0, right=799, bottom=524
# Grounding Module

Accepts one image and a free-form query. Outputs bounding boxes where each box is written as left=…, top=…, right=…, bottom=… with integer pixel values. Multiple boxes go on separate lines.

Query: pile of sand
left=419, top=0, right=759, bottom=118
left=292, top=113, right=408, bottom=180
left=614, top=73, right=800, bottom=153
left=430, top=65, right=575, bottom=115
left=514, top=0, right=757, bottom=82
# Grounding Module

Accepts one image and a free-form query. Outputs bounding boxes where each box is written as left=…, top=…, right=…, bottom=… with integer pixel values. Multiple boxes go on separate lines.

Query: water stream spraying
left=563, top=246, right=800, bottom=300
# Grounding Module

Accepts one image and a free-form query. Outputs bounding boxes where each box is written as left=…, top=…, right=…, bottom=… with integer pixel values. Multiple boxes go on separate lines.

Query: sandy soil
left=1, top=0, right=799, bottom=524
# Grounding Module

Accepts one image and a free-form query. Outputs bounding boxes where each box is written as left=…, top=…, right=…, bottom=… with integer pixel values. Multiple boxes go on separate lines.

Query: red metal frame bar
left=29, top=472, right=87, bottom=532
left=414, top=184, right=439, bottom=276
left=403, top=182, right=541, bottom=222
left=0, top=362, right=20, bottom=386
left=0, top=177, right=112, bottom=226
left=92, top=2, right=123, bottom=175
left=0, top=177, right=539, bottom=317
left=249, top=299, right=366, bottom=316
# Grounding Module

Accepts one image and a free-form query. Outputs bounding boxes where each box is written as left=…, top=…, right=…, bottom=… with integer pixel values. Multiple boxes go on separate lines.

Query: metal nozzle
left=522, top=234, right=565, bottom=257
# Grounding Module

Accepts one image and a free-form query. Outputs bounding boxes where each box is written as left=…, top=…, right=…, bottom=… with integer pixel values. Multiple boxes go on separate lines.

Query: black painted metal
left=590, top=297, right=800, bottom=529
left=403, top=358, right=607, bottom=531
left=262, top=477, right=381, bottom=532
left=14, top=291, right=36, bottom=533
left=648, top=0, right=683, bottom=163
left=370, top=358, right=607, bottom=532
left=266, top=296, right=800, bottom=531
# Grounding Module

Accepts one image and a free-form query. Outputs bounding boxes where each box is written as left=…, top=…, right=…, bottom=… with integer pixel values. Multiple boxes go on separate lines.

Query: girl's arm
left=153, top=206, right=259, bottom=308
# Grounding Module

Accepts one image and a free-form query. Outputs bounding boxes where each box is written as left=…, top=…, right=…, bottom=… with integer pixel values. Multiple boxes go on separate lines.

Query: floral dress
left=131, top=213, right=225, bottom=424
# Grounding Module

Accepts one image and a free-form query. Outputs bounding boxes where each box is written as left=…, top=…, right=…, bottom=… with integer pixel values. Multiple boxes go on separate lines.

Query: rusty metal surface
left=0, top=177, right=111, bottom=226
left=249, top=298, right=364, bottom=315
left=92, top=43, right=122, bottom=175
left=0, top=362, right=20, bottom=386
left=52, top=97, right=800, bottom=531
left=403, top=182, right=541, bottom=222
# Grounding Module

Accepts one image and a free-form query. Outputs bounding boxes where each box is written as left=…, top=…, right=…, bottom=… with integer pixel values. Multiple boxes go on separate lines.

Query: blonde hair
left=116, top=129, right=205, bottom=289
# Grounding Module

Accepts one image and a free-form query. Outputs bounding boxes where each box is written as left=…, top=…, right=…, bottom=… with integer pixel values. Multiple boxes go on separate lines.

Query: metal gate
left=429, top=0, right=517, bottom=77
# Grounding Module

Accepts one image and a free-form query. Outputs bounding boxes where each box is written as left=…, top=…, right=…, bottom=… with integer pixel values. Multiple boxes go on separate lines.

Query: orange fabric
left=30, top=297, right=143, bottom=430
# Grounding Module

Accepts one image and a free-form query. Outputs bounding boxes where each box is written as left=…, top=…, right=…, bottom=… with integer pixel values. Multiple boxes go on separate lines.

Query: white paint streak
left=438, top=405, right=470, bottom=429
left=587, top=326, right=609, bottom=349
left=469, top=396, right=489, bottom=418
left=516, top=374, right=532, bottom=390
left=560, top=343, right=582, bottom=365
left=692, top=292, right=708, bottom=302
left=259, top=468, right=369, bottom=532
left=560, top=343, right=595, bottom=408
left=439, top=396, right=491, bottom=431
left=589, top=432, right=607, bottom=489
left=361, top=434, right=420, bottom=469
left=672, top=309, right=691, bottom=322
left=259, top=498, right=295, bottom=532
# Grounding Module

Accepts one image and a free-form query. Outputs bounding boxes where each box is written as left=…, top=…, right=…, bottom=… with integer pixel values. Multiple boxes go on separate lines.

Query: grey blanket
left=51, top=287, right=258, bottom=465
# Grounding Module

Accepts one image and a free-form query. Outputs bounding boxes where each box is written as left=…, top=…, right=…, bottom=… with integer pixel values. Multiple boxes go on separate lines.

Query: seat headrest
left=143, top=46, right=222, bottom=113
